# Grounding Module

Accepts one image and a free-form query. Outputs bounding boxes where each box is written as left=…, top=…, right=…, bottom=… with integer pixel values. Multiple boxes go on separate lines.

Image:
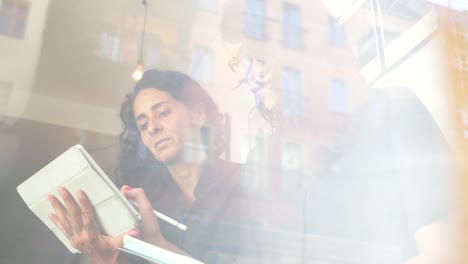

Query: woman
left=48, top=70, right=242, bottom=264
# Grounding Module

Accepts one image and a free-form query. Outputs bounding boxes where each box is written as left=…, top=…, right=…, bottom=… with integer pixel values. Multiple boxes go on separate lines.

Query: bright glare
left=132, top=64, right=144, bottom=81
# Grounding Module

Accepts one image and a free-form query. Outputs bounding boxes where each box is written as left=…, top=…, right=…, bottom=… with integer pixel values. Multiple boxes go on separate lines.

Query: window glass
left=17, top=5, right=28, bottom=18
left=245, top=0, right=265, bottom=39
left=1, top=1, right=467, bottom=264
left=192, top=46, right=214, bottom=83
left=282, top=67, right=301, bottom=117
left=329, top=79, right=348, bottom=113
left=13, top=18, right=26, bottom=38
left=283, top=3, right=301, bottom=48
left=0, top=14, right=9, bottom=35
left=328, top=15, right=345, bottom=46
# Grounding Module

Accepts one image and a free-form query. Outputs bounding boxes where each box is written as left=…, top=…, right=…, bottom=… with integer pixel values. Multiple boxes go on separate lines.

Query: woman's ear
left=190, top=103, right=207, bottom=128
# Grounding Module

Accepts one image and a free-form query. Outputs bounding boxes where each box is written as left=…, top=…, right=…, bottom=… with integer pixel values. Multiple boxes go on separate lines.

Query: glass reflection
left=0, top=0, right=467, bottom=263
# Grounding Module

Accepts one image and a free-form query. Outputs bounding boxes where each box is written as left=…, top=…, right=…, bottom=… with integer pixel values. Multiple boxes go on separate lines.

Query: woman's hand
left=120, top=186, right=163, bottom=245
left=48, top=187, right=138, bottom=264
left=121, top=186, right=190, bottom=257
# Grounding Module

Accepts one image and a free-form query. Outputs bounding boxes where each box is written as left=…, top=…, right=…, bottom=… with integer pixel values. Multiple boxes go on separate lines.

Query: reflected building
left=346, top=0, right=462, bottom=148
left=0, top=0, right=466, bottom=263
left=442, top=6, right=468, bottom=145
left=201, top=0, right=367, bottom=230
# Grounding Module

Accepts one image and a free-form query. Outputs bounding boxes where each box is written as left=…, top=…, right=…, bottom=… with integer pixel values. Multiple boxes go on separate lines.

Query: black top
left=304, top=87, right=455, bottom=259
left=128, top=159, right=243, bottom=264
left=127, top=87, right=455, bottom=263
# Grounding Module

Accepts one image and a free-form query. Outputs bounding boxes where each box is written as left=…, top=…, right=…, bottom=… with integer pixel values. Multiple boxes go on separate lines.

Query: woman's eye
left=159, top=109, right=172, bottom=118
left=139, top=123, right=148, bottom=131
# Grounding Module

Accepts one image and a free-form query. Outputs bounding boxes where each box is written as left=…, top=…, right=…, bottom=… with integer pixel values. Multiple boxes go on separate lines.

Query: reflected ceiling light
left=132, top=0, right=148, bottom=81
left=132, top=59, right=144, bottom=81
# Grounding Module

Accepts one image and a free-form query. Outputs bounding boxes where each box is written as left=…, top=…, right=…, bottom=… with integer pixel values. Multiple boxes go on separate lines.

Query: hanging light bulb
left=132, top=60, right=144, bottom=81
left=132, top=0, right=148, bottom=81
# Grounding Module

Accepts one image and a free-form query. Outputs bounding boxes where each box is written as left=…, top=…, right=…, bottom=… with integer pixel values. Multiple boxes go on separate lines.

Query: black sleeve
left=384, top=87, right=455, bottom=253
left=304, top=87, right=456, bottom=259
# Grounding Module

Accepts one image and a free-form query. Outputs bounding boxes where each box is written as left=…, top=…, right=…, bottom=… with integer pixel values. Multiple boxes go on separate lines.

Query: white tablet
left=17, top=144, right=142, bottom=253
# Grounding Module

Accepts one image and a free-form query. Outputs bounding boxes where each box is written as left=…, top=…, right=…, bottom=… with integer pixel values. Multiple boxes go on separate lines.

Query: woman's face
left=133, top=87, right=198, bottom=164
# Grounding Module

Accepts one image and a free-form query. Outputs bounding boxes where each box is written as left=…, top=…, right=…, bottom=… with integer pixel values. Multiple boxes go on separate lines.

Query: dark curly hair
left=115, top=69, right=225, bottom=198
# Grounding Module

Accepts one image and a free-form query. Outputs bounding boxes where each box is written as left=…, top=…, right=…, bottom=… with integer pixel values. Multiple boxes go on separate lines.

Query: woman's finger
left=121, top=186, right=153, bottom=212
left=58, top=187, right=83, bottom=233
left=126, top=228, right=140, bottom=237
left=76, top=189, right=99, bottom=237
left=48, top=194, right=74, bottom=237
left=121, top=186, right=161, bottom=242
left=48, top=213, right=71, bottom=239
left=121, top=186, right=157, bottom=226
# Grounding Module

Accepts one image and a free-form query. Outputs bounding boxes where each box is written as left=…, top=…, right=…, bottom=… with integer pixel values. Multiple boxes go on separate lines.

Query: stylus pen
left=129, top=200, right=187, bottom=231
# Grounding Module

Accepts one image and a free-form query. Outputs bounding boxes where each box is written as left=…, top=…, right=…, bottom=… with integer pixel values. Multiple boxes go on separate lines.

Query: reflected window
left=243, top=135, right=268, bottom=195
left=245, top=0, right=265, bottom=40
left=281, top=140, right=304, bottom=194
left=461, top=109, right=468, bottom=139
left=282, top=67, right=302, bottom=117
left=453, top=31, right=468, bottom=71
left=356, top=28, right=399, bottom=65
left=0, top=1, right=29, bottom=39
left=455, top=49, right=468, bottom=71
left=369, top=0, right=432, bottom=21
left=329, top=79, right=348, bottom=114
left=0, top=81, right=12, bottom=119
left=328, top=16, right=345, bottom=47
left=283, top=3, right=301, bottom=49
left=281, top=141, right=303, bottom=172
left=183, top=142, right=207, bottom=164
left=199, top=0, right=217, bottom=12
left=97, top=32, right=123, bottom=62
left=192, top=46, right=213, bottom=83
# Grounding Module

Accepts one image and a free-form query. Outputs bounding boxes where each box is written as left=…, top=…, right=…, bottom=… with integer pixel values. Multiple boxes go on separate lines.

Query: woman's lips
left=155, top=138, right=171, bottom=149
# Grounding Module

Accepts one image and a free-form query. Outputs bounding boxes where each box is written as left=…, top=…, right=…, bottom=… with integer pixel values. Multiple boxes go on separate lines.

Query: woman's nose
left=147, top=118, right=162, bottom=135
